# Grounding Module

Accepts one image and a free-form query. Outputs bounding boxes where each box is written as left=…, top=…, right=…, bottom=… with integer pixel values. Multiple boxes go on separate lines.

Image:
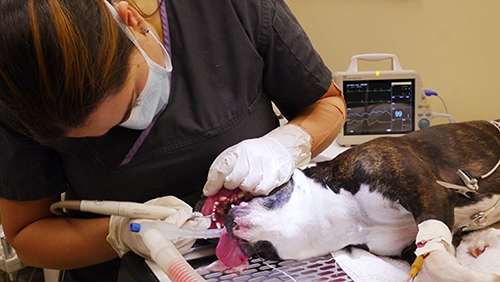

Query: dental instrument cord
left=249, top=241, right=298, bottom=282
left=50, top=200, right=80, bottom=216
left=254, top=253, right=298, bottom=282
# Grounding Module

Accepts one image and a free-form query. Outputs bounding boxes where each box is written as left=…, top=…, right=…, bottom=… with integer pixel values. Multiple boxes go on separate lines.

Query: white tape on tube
left=415, top=219, right=453, bottom=257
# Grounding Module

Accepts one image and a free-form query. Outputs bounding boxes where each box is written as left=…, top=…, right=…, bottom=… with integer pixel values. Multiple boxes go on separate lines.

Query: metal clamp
left=456, top=196, right=500, bottom=232
left=436, top=180, right=476, bottom=198
left=457, top=211, right=487, bottom=232
left=457, top=169, right=479, bottom=192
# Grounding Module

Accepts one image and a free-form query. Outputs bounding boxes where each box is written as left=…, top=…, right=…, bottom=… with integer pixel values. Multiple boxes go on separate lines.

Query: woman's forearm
left=9, top=216, right=117, bottom=269
left=0, top=196, right=118, bottom=270
left=288, top=81, right=347, bottom=157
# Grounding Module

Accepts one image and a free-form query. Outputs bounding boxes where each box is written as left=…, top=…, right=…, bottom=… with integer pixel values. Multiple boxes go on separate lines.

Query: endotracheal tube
left=130, top=221, right=222, bottom=282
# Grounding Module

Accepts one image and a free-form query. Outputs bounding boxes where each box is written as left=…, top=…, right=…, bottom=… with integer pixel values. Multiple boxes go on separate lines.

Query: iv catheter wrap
left=415, top=219, right=452, bottom=257
left=132, top=222, right=208, bottom=282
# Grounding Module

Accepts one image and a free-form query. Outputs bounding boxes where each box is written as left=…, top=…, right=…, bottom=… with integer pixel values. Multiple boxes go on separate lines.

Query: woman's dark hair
left=0, top=0, right=135, bottom=140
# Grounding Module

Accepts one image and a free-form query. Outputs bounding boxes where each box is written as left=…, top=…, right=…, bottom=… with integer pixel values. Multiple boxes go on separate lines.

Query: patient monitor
left=334, top=54, right=432, bottom=146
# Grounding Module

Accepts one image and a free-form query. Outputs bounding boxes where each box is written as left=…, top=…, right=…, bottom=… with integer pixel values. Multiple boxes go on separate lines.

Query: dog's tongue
left=216, top=228, right=249, bottom=268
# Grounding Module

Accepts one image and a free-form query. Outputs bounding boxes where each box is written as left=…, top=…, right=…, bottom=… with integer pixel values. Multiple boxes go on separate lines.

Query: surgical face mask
left=104, top=1, right=172, bottom=130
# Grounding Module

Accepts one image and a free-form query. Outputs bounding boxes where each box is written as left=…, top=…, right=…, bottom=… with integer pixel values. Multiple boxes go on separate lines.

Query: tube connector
left=130, top=221, right=222, bottom=242
left=138, top=226, right=205, bottom=282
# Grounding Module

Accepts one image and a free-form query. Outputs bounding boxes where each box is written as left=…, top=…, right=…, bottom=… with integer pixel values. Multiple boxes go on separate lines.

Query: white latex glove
left=203, top=124, right=311, bottom=196
left=106, top=196, right=210, bottom=258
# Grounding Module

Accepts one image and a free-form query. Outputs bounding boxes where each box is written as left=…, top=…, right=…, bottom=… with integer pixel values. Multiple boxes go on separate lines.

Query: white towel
left=332, top=248, right=410, bottom=282
left=332, top=228, right=500, bottom=282
left=455, top=228, right=500, bottom=276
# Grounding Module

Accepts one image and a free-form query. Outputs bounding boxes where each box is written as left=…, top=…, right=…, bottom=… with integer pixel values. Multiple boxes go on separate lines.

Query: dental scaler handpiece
left=50, top=200, right=177, bottom=219
left=80, top=200, right=177, bottom=219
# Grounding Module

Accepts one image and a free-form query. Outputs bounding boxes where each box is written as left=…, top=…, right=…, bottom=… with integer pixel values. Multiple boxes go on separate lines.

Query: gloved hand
left=106, top=196, right=210, bottom=258
left=203, top=124, right=312, bottom=197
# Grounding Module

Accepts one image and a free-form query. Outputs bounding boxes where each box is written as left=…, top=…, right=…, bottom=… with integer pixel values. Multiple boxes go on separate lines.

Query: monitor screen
left=343, top=79, right=415, bottom=136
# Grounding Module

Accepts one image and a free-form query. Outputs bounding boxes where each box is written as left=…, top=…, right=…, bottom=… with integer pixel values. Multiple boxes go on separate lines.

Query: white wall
left=286, top=0, right=500, bottom=123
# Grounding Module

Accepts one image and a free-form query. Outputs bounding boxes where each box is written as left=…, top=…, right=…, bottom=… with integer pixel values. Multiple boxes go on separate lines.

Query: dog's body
left=219, top=120, right=500, bottom=281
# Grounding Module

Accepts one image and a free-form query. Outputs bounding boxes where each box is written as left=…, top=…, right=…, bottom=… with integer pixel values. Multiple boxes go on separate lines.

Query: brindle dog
left=217, top=120, right=500, bottom=281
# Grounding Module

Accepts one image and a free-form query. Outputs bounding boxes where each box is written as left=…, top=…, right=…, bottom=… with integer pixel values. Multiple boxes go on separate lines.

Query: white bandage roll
left=415, top=219, right=453, bottom=257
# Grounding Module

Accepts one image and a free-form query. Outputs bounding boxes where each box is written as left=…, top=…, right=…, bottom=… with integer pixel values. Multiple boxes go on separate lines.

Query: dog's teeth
left=216, top=222, right=222, bottom=229
left=219, top=196, right=227, bottom=202
left=238, top=191, right=245, bottom=198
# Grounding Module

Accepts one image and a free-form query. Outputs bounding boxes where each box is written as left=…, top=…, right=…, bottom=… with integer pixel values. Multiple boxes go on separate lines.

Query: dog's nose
left=225, top=209, right=237, bottom=233
left=225, top=207, right=251, bottom=235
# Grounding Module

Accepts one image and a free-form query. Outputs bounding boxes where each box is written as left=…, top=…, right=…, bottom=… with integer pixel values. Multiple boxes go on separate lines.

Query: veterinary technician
left=0, top=0, right=346, bottom=281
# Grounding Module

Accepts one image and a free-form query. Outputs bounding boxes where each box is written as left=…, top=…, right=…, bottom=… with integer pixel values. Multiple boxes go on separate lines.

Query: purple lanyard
left=120, top=0, right=171, bottom=166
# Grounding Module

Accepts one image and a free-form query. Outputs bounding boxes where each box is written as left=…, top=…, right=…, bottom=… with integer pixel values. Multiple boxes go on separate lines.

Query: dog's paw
left=465, top=229, right=500, bottom=258
left=416, top=249, right=500, bottom=282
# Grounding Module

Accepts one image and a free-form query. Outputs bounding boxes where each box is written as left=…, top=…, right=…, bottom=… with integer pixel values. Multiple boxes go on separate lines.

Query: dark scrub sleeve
left=230, top=0, right=332, bottom=120
left=0, top=105, right=66, bottom=200
left=260, top=0, right=332, bottom=119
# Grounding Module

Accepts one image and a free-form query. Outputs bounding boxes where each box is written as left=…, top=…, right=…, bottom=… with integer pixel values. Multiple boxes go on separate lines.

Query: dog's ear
left=259, top=179, right=294, bottom=210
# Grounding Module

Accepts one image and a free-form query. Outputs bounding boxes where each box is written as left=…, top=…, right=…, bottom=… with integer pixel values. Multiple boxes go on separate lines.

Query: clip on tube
left=134, top=224, right=205, bottom=282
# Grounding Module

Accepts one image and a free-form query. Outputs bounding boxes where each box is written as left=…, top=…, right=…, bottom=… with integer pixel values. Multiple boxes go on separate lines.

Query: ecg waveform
left=347, top=110, right=392, bottom=127
left=347, top=89, right=391, bottom=93
left=347, top=100, right=392, bottom=106
left=346, top=108, right=392, bottom=130
left=347, top=118, right=392, bottom=127
left=347, top=110, right=392, bottom=118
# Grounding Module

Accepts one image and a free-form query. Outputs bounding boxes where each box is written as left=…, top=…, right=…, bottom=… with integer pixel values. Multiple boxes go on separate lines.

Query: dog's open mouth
left=200, top=188, right=253, bottom=229
left=200, top=188, right=253, bottom=268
